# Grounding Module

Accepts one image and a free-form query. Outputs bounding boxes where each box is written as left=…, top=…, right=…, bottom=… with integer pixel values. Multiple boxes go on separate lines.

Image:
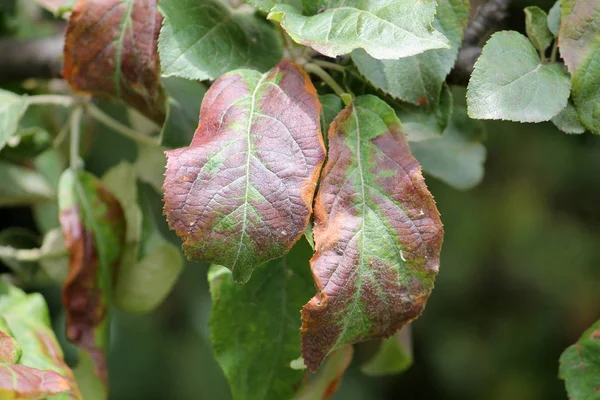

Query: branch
left=449, top=0, right=511, bottom=85
left=0, top=32, right=64, bottom=83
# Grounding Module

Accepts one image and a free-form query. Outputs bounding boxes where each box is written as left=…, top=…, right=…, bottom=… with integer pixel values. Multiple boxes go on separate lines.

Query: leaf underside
left=163, top=59, right=325, bottom=283
left=301, top=95, right=443, bottom=371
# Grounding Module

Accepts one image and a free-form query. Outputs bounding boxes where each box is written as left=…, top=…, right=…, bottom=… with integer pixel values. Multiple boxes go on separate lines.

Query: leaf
left=552, top=100, right=586, bottom=134
left=0, top=282, right=81, bottom=399
left=547, top=0, right=561, bottom=37
left=39, top=228, right=69, bottom=283
left=0, top=161, right=54, bottom=207
left=208, top=239, right=315, bottom=400
left=58, top=169, right=126, bottom=384
left=560, top=0, right=600, bottom=134
left=0, top=127, right=53, bottom=164
left=558, top=0, right=600, bottom=73
left=395, top=84, right=453, bottom=142
left=301, top=95, right=444, bottom=371
left=467, top=31, right=571, bottom=122
left=409, top=105, right=486, bottom=190
left=0, top=90, right=27, bottom=152
left=0, top=317, right=21, bottom=363
left=320, top=94, right=343, bottom=137
left=559, top=319, right=600, bottom=399
left=524, top=6, right=553, bottom=54
left=63, top=0, right=166, bottom=124
left=361, top=326, right=412, bottom=376
left=351, top=0, right=469, bottom=106
left=268, top=0, right=450, bottom=60
left=163, top=59, right=325, bottom=283
left=103, top=163, right=183, bottom=313
left=294, top=346, right=353, bottom=400
left=160, top=77, right=207, bottom=149
left=0, top=228, right=39, bottom=278
left=135, top=144, right=166, bottom=193
left=158, top=0, right=282, bottom=81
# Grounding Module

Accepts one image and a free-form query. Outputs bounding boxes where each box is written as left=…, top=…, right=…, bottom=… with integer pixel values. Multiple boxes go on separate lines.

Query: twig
left=69, top=106, right=83, bottom=171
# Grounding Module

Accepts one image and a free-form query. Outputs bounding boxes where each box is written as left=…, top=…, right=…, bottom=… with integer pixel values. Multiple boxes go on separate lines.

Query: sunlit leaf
left=58, top=169, right=126, bottom=384
left=361, top=326, right=413, bottom=376
left=301, top=95, right=443, bottom=371
left=163, top=59, right=325, bottom=283
left=559, top=319, right=600, bottom=399
left=560, top=0, right=600, bottom=134
left=467, top=31, right=570, bottom=122
left=524, top=6, right=553, bottom=54
left=0, top=161, right=54, bottom=207
left=552, top=100, right=586, bottom=134
left=158, top=0, right=282, bottom=81
left=409, top=105, right=486, bottom=190
left=351, top=0, right=468, bottom=106
left=294, top=346, right=353, bottom=400
left=63, top=0, right=165, bottom=124
left=208, top=239, right=314, bottom=400
left=268, top=0, right=450, bottom=59
left=0, top=90, right=27, bottom=152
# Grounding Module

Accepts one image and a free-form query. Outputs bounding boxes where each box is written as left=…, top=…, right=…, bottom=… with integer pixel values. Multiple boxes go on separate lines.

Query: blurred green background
left=1, top=0, right=599, bottom=399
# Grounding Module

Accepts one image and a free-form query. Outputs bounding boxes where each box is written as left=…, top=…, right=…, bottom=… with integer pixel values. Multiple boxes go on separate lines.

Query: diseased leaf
left=0, top=161, right=54, bottom=207
left=158, top=0, right=282, bottom=81
left=58, top=169, right=126, bottom=384
left=160, top=77, right=207, bottom=149
left=560, top=0, right=600, bottom=134
left=558, top=0, right=600, bottom=73
left=559, top=319, right=600, bottom=399
left=409, top=105, right=486, bottom=190
left=301, top=95, right=443, bottom=371
left=163, top=59, right=325, bottom=283
left=294, top=346, right=353, bottom=400
left=524, top=6, right=553, bottom=54
left=268, top=0, right=450, bottom=60
left=63, top=0, right=165, bottom=124
left=361, top=326, right=412, bottom=376
left=548, top=0, right=561, bottom=37
left=0, top=91, right=28, bottom=152
left=0, top=317, right=21, bottom=363
left=552, top=100, right=586, bottom=134
left=209, top=239, right=314, bottom=400
left=395, top=84, right=453, bottom=142
left=467, top=31, right=571, bottom=122
left=0, top=282, right=81, bottom=399
left=351, top=0, right=468, bottom=106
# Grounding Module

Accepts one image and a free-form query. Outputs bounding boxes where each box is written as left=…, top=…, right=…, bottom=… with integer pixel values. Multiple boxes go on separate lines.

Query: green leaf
left=0, top=161, right=54, bottom=207
left=467, top=31, right=571, bottom=122
left=351, top=0, right=469, bottom=106
left=163, top=60, right=325, bottom=283
left=524, top=6, right=553, bottom=54
left=559, top=319, right=600, bottom=399
left=294, top=346, right=353, bottom=400
left=32, top=150, right=65, bottom=234
left=560, top=0, right=600, bottom=134
left=39, top=228, right=69, bottom=283
left=268, top=0, right=450, bottom=59
left=0, top=90, right=27, bottom=152
left=361, top=326, right=413, bottom=376
left=0, top=281, right=81, bottom=399
left=319, top=93, right=343, bottom=136
left=0, top=127, right=52, bottom=163
left=135, top=144, right=166, bottom=194
left=160, top=77, right=207, bottom=149
left=158, top=0, right=282, bottom=81
left=395, top=84, right=453, bottom=141
left=209, top=239, right=315, bottom=400
left=552, top=100, right=586, bottom=134
left=409, top=105, right=486, bottom=190
left=301, top=95, right=443, bottom=370
left=547, top=0, right=561, bottom=37
left=58, top=169, right=126, bottom=384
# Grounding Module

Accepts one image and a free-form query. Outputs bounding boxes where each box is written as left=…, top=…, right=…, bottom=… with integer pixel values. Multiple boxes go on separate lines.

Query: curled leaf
left=301, top=95, right=443, bottom=371
left=163, top=59, right=325, bottom=283
left=63, top=0, right=165, bottom=124
left=58, top=169, right=125, bottom=384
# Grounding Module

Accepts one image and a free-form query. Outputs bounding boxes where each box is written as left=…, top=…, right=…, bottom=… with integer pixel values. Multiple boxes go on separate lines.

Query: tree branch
left=0, top=32, right=64, bottom=83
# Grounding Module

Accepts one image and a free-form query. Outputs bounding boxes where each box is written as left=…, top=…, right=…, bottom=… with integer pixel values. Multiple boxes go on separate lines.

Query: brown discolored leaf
left=163, top=59, right=325, bottom=283
left=0, top=364, right=70, bottom=399
left=63, top=0, right=165, bottom=124
left=58, top=170, right=126, bottom=384
left=301, top=95, right=443, bottom=371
